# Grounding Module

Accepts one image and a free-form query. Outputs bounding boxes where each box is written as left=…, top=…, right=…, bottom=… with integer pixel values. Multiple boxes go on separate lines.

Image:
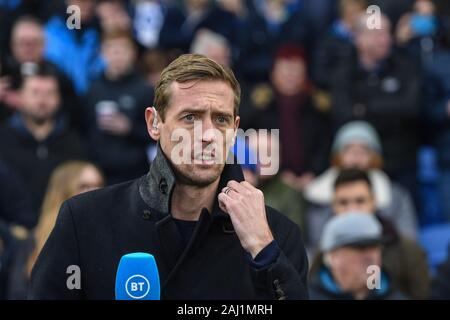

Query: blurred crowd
left=0, top=0, right=450, bottom=300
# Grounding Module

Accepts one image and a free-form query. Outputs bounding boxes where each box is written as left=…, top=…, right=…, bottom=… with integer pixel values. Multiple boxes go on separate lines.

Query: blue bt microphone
left=115, top=252, right=160, bottom=300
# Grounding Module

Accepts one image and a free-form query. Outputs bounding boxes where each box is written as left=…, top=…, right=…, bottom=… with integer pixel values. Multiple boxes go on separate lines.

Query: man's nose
left=201, top=118, right=217, bottom=143
left=346, top=203, right=359, bottom=212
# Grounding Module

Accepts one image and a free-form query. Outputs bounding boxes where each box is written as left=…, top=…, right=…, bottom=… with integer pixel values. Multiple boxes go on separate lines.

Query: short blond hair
left=154, top=53, right=241, bottom=120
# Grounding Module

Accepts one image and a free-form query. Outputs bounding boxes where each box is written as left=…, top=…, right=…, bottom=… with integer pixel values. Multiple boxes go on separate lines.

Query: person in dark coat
left=307, top=169, right=429, bottom=299
left=0, top=218, right=18, bottom=300
left=0, top=69, right=86, bottom=224
left=330, top=13, right=422, bottom=195
left=424, top=46, right=450, bottom=221
left=83, top=31, right=153, bottom=185
left=29, top=54, right=309, bottom=300
left=238, top=0, right=311, bottom=83
left=395, top=0, right=440, bottom=68
left=6, top=161, right=104, bottom=300
left=158, top=0, right=241, bottom=56
left=241, top=44, right=331, bottom=189
left=312, top=0, right=366, bottom=91
left=0, top=0, right=65, bottom=55
left=0, top=16, right=82, bottom=132
left=431, top=244, right=450, bottom=299
left=0, top=158, right=35, bottom=229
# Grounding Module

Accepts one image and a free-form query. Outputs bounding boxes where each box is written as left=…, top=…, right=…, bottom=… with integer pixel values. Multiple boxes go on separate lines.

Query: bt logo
left=115, top=252, right=160, bottom=300
left=125, top=275, right=150, bottom=299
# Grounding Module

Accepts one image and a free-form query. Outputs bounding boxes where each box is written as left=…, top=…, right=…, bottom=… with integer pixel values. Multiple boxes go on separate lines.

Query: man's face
left=156, top=80, right=239, bottom=187
left=102, top=38, right=136, bottom=77
left=11, top=23, right=44, bottom=63
left=342, top=2, right=365, bottom=28
left=339, top=143, right=373, bottom=170
left=21, top=76, right=60, bottom=123
left=355, top=17, right=392, bottom=62
left=333, top=181, right=376, bottom=215
left=67, top=0, right=95, bottom=23
left=328, top=246, right=382, bottom=296
left=415, top=0, right=435, bottom=15
left=271, top=58, right=306, bottom=96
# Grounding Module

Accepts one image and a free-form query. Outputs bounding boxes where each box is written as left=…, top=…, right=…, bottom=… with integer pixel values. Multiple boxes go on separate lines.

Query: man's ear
left=234, top=116, right=240, bottom=131
left=231, top=116, right=240, bottom=145
left=145, top=107, right=160, bottom=141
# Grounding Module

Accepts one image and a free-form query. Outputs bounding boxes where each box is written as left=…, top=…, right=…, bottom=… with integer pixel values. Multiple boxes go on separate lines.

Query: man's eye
left=216, top=115, right=228, bottom=124
left=183, top=114, right=196, bottom=122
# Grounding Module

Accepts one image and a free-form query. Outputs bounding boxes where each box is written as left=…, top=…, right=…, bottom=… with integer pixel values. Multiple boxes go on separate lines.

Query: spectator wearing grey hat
left=308, top=169, right=429, bottom=299
left=304, top=120, right=418, bottom=243
left=309, top=213, right=408, bottom=300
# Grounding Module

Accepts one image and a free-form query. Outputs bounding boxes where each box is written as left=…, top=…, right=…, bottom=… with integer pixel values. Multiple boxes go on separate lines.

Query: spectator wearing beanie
left=304, top=121, right=418, bottom=243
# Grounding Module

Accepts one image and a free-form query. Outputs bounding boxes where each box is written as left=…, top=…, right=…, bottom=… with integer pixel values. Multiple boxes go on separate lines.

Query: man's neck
left=170, top=179, right=220, bottom=221
left=22, top=115, right=55, bottom=142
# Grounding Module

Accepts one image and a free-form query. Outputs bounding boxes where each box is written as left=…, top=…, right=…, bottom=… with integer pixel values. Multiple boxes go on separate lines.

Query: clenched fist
left=218, top=180, right=274, bottom=258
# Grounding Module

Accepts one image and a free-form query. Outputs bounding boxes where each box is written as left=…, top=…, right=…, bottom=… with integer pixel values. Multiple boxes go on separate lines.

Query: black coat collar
left=138, top=143, right=245, bottom=219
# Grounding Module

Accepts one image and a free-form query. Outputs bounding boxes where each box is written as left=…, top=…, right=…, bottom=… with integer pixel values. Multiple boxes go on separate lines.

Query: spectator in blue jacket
left=43, top=0, right=104, bottom=95
left=395, top=0, right=440, bottom=67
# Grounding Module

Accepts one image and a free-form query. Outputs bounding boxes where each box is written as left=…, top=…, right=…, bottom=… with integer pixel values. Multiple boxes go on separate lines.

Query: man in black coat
left=83, top=31, right=153, bottom=185
left=431, top=244, right=450, bottom=299
left=29, top=54, right=309, bottom=300
left=0, top=159, right=35, bottom=229
left=330, top=13, right=421, bottom=195
left=0, top=69, right=85, bottom=222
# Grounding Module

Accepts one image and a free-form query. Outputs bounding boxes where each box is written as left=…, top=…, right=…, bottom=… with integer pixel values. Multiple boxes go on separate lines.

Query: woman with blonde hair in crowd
left=6, top=161, right=104, bottom=299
